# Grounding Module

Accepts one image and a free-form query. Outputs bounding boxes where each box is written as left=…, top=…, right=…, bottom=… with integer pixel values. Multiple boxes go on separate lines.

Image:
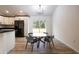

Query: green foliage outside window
left=33, top=20, right=46, bottom=28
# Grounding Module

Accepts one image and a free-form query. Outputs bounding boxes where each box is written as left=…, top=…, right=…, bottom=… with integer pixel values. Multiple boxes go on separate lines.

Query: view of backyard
left=33, top=20, right=46, bottom=35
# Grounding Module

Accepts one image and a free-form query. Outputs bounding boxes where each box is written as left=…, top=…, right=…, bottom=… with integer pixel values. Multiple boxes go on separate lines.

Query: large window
left=33, top=20, right=46, bottom=34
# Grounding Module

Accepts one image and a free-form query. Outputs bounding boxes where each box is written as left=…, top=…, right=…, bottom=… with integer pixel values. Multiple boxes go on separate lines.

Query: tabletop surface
left=33, top=33, right=46, bottom=37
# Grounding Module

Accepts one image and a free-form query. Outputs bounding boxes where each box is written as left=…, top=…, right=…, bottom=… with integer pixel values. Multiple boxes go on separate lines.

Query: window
left=33, top=20, right=46, bottom=34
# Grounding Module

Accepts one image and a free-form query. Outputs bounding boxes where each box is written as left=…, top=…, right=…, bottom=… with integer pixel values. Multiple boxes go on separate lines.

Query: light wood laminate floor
left=9, top=37, right=77, bottom=54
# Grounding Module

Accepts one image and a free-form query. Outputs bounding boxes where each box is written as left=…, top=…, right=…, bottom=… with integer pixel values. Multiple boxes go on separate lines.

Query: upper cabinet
left=8, top=17, right=15, bottom=24
left=2, top=17, right=15, bottom=25
left=0, top=16, right=29, bottom=25
left=0, top=16, right=4, bottom=24
left=15, top=17, right=29, bottom=20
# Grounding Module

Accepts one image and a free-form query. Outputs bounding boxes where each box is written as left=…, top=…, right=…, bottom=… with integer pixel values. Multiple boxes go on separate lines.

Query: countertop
left=0, top=29, right=15, bottom=33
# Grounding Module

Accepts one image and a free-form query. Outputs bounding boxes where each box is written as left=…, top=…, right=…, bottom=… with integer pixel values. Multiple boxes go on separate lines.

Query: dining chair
left=43, top=32, right=48, bottom=35
left=28, top=33, right=33, bottom=36
left=28, top=33, right=45, bottom=48
left=25, top=36, right=37, bottom=51
left=28, top=33, right=37, bottom=41
left=43, top=32, right=54, bottom=48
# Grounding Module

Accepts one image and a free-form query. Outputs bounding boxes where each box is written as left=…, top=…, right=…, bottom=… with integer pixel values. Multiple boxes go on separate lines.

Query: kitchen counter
left=0, top=29, right=15, bottom=54
left=0, top=29, right=14, bottom=33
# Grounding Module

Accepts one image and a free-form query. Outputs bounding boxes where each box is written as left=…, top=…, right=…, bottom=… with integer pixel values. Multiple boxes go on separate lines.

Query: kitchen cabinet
left=0, top=16, right=4, bottom=24
left=0, top=16, right=14, bottom=25
left=0, top=30, right=15, bottom=53
left=3, top=17, right=14, bottom=25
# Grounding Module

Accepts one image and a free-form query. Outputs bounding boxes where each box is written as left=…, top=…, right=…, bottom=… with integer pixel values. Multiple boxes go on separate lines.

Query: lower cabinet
left=0, top=31, right=15, bottom=54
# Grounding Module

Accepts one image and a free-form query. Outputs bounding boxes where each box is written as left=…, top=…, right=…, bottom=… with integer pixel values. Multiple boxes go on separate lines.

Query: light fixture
left=19, top=10, right=23, bottom=13
left=6, top=10, right=9, bottom=13
left=32, top=5, right=46, bottom=12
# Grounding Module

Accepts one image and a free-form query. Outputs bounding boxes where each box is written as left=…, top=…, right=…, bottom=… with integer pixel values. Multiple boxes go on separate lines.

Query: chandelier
left=32, top=5, right=46, bottom=15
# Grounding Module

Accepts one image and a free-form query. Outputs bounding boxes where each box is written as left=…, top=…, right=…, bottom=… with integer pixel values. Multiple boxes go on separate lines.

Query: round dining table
left=33, top=33, right=46, bottom=48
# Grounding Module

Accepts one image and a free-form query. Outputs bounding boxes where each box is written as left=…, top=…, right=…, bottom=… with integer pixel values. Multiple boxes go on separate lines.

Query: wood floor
left=9, top=37, right=77, bottom=54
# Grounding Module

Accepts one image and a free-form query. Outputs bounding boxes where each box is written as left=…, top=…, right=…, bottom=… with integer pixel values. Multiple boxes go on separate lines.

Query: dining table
left=33, top=33, right=46, bottom=48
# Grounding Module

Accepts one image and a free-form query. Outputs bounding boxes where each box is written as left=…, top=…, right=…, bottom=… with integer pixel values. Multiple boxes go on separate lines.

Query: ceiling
left=0, top=5, right=57, bottom=17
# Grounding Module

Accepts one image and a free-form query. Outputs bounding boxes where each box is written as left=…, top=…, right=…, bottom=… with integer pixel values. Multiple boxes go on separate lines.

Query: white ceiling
left=0, top=5, right=57, bottom=16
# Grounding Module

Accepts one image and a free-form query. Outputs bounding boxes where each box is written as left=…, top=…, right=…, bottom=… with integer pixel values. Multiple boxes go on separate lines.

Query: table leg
left=40, top=40, right=45, bottom=47
left=37, top=40, right=40, bottom=48
left=37, top=37, right=45, bottom=48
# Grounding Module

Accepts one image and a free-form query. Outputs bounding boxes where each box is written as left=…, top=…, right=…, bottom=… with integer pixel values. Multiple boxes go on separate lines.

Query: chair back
left=26, top=36, right=33, bottom=42
left=28, top=33, right=33, bottom=37
left=50, top=35, right=54, bottom=39
left=44, top=35, right=54, bottom=42
left=43, top=32, right=49, bottom=36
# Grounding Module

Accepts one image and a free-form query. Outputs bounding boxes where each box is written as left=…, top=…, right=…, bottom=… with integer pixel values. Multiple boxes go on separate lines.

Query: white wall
left=28, top=15, right=52, bottom=35
left=53, top=5, right=79, bottom=52
left=46, top=16, right=53, bottom=35
left=28, top=16, right=33, bottom=33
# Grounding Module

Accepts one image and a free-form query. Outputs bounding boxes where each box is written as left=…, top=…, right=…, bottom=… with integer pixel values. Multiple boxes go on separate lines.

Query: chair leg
left=41, top=40, right=45, bottom=48
left=48, top=42, right=51, bottom=48
left=51, top=39, right=54, bottom=47
left=31, top=43, right=34, bottom=52
left=43, top=42, right=45, bottom=48
left=25, top=41, right=28, bottom=49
